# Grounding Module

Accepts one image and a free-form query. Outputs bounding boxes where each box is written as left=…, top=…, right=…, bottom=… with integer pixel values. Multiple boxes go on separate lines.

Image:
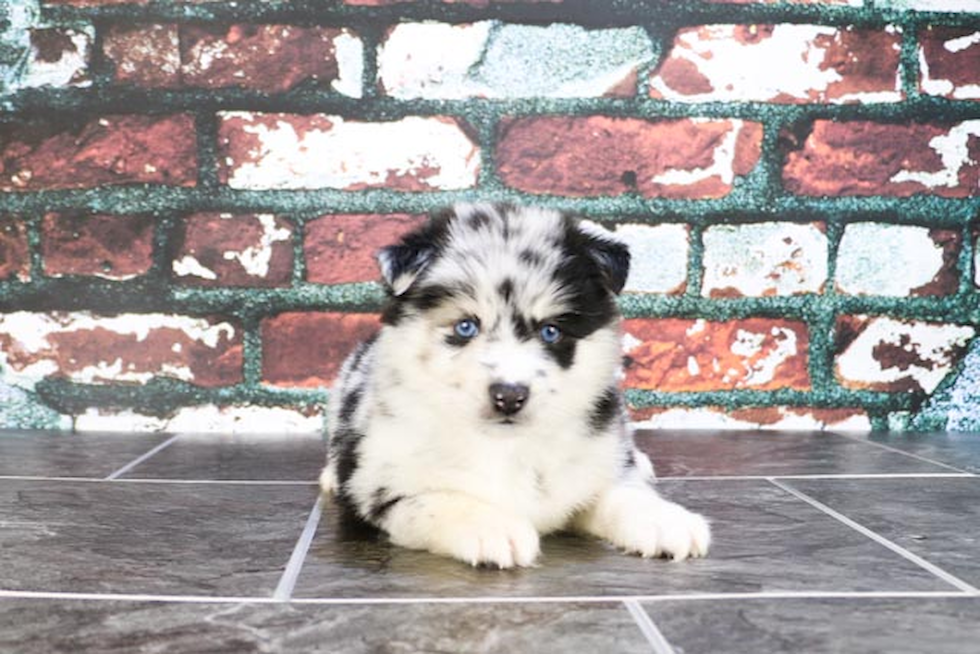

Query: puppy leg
left=574, top=477, right=710, bottom=561
left=381, top=491, right=540, bottom=568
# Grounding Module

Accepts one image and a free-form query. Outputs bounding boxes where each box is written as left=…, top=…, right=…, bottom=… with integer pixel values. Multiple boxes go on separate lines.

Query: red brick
left=262, top=312, right=380, bottom=387
left=0, top=313, right=243, bottom=388
left=782, top=120, right=980, bottom=197
left=919, top=27, right=980, bottom=100
left=174, top=213, right=293, bottom=287
left=0, top=218, right=30, bottom=282
left=305, top=214, right=425, bottom=285
left=623, top=318, right=810, bottom=392
left=0, top=115, right=197, bottom=191
left=103, top=25, right=181, bottom=88
left=183, top=25, right=343, bottom=92
left=41, top=213, right=154, bottom=279
left=496, top=116, right=762, bottom=198
left=104, top=24, right=349, bottom=93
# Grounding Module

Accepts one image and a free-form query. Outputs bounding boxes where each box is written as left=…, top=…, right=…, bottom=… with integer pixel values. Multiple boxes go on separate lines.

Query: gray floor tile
left=862, top=432, right=980, bottom=474
left=643, top=597, right=980, bottom=654
left=0, top=430, right=171, bottom=479
left=0, top=599, right=650, bottom=654
left=784, top=477, right=980, bottom=590
left=637, top=430, right=954, bottom=478
left=291, top=480, right=949, bottom=599
left=118, top=432, right=326, bottom=481
left=0, top=480, right=318, bottom=596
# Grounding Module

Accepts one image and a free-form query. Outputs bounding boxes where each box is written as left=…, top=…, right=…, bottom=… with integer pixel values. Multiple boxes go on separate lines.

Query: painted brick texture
left=2, top=0, right=979, bottom=434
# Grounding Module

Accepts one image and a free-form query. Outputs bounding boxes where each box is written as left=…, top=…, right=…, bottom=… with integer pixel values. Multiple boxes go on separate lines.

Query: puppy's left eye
left=454, top=319, right=480, bottom=340
left=539, top=324, right=562, bottom=344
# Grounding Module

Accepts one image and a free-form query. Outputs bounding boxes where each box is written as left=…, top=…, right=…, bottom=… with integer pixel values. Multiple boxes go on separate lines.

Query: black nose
left=489, top=383, right=530, bottom=416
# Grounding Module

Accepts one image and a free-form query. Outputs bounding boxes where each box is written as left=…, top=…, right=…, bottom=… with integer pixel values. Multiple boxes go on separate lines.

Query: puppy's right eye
left=454, top=319, right=480, bottom=340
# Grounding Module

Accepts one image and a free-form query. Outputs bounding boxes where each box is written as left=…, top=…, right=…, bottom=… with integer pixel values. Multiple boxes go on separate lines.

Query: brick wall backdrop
left=1, top=0, right=979, bottom=434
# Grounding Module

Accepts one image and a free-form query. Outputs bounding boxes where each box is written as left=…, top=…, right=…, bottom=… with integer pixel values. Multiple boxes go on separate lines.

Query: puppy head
left=375, top=203, right=629, bottom=429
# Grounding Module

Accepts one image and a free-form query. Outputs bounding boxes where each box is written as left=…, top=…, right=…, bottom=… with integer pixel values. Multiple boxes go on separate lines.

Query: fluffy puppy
left=320, top=203, right=710, bottom=568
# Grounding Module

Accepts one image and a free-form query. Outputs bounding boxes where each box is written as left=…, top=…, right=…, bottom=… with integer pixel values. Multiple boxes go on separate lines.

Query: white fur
left=321, top=204, right=710, bottom=567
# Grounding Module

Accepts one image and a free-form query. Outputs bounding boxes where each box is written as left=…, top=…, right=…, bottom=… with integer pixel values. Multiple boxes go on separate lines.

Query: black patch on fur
left=332, top=427, right=364, bottom=504
left=589, top=387, right=622, bottom=433
left=519, top=248, right=545, bottom=267
left=339, top=386, right=362, bottom=423
left=498, top=278, right=515, bottom=303
left=510, top=313, right=533, bottom=341
left=367, top=487, right=405, bottom=523
left=465, top=207, right=494, bottom=230
left=530, top=215, right=629, bottom=370
left=348, top=335, right=377, bottom=372
left=625, top=449, right=637, bottom=469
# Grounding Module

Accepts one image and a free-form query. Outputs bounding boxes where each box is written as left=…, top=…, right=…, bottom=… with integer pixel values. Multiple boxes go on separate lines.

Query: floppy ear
left=577, top=220, right=631, bottom=294
left=376, top=242, right=434, bottom=296
left=375, top=211, right=452, bottom=296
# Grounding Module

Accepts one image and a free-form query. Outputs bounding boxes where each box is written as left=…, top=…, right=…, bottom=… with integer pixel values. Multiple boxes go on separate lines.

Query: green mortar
left=1, top=0, right=979, bottom=429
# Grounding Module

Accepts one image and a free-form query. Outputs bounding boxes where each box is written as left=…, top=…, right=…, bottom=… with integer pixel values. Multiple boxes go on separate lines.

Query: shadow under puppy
left=320, top=203, right=710, bottom=568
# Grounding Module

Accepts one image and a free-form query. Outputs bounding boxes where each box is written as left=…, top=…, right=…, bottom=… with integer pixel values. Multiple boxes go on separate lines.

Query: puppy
left=319, top=203, right=710, bottom=568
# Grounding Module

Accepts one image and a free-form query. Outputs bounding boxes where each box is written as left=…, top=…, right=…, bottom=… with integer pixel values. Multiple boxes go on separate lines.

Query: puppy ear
left=577, top=220, right=631, bottom=294
left=376, top=243, right=434, bottom=296
left=376, top=211, right=452, bottom=296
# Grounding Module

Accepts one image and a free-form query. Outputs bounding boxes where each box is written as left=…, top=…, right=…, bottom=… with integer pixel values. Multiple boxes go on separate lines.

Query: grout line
left=0, top=476, right=315, bottom=486
left=659, top=472, right=975, bottom=481
left=835, top=433, right=973, bottom=475
left=624, top=599, right=676, bottom=654
left=103, top=434, right=183, bottom=481
left=114, top=479, right=315, bottom=486
left=1, top=472, right=972, bottom=485
left=768, top=478, right=980, bottom=595
left=272, top=494, right=324, bottom=602
left=0, top=589, right=973, bottom=605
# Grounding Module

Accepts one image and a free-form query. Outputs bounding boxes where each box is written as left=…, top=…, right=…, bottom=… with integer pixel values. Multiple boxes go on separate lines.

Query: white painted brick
left=75, top=406, right=325, bottom=434
left=0, top=312, right=239, bottom=389
left=651, top=24, right=901, bottom=104
left=379, top=22, right=652, bottom=99
left=836, top=317, right=975, bottom=393
left=220, top=113, right=479, bottom=191
left=20, top=27, right=93, bottom=90
left=701, top=223, right=827, bottom=297
left=615, top=223, right=688, bottom=294
left=836, top=223, right=945, bottom=296
left=879, top=0, right=980, bottom=10
left=633, top=407, right=871, bottom=431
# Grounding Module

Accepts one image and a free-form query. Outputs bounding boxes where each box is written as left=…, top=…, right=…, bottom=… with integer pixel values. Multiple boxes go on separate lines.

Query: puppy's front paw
left=624, top=501, right=711, bottom=561
left=385, top=494, right=541, bottom=568
left=435, top=512, right=541, bottom=569
left=577, top=485, right=711, bottom=561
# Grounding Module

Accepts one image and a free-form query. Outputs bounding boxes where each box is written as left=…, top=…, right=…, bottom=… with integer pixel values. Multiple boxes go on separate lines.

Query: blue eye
left=454, top=319, right=480, bottom=339
left=540, top=324, right=562, bottom=344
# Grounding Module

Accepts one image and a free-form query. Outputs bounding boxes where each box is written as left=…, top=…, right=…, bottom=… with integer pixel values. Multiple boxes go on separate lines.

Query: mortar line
left=272, top=494, right=324, bottom=602
left=624, top=599, right=677, bottom=654
left=767, top=478, right=980, bottom=595
left=103, top=434, right=182, bottom=481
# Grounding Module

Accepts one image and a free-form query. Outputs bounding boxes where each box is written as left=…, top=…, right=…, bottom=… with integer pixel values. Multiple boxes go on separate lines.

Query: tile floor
left=1, top=429, right=978, bottom=653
